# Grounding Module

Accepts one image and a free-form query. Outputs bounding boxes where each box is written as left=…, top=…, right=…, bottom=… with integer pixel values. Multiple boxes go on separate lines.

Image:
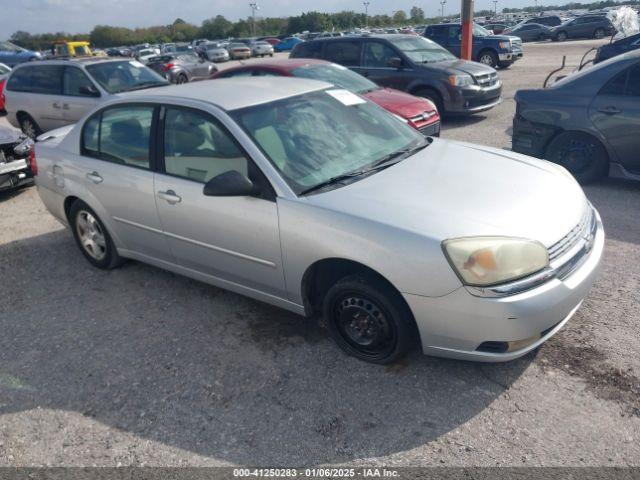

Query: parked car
left=136, top=48, right=159, bottom=64
left=594, top=32, right=640, bottom=63
left=274, top=37, right=303, bottom=52
left=32, top=78, right=604, bottom=364
left=262, top=38, right=281, bottom=46
left=424, top=23, right=523, bottom=68
left=201, top=42, right=229, bottom=62
left=163, top=42, right=193, bottom=55
left=3, top=58, right=169, bottom=137
left=0, top=62, right=11, bottom=111
left=251, top=41, right=275, bottom=57
left=0, top=126, right=34, bottom=192
left=0, top=41, right=42, bottom=67
left=504, top=23, right=551, bottom=42
left=290, top=34, right=502, bottom=115
left=513, top=50, right=640, bottom=183
left=522, top=15, right=563, bottom=27
left=227, top=43, right=252, bottom=60
left=146, top=53, right=217, bottom=84
left=484, top=24, right=508, bottom=34
left=551, top=15, right=615, bottom=41
left=213, top=58, right=441, bottom=136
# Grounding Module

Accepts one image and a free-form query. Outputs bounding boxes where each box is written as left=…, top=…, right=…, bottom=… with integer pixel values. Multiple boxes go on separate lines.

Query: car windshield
left=85, top=61, right=168, bottom=94
left=387, top=36, right=456, bottom=63
left=230, top=43, right=246, bottom=49
left=139, top=49, right=155, bottom=56
left=291, top=64, right=378, bottom=94
left=0, top=41, right=24, bottom=53
left=75, top=45, right=91, bottom=55
left=474, top=24, right=493, bottom=36
left=231, top=89, right=426, bottom=195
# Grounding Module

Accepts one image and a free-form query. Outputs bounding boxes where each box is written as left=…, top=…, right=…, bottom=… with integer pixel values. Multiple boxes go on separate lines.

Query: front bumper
left=404, top=210, right=605, bottom=362
left=446, top=83, right=503, bottom=115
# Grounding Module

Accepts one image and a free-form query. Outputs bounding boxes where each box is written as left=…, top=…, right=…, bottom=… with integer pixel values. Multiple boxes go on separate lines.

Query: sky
left=5, top=0, right=579, bottom=35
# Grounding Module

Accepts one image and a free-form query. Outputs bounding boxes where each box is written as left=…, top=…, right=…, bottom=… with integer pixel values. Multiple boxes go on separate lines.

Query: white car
left=33, top=78, right=604, bottom=364
left=251, top=41, right=274, bottom=57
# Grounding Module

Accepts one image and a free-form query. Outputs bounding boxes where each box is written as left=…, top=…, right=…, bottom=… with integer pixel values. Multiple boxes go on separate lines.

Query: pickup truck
left=424, top=23, right=523, bottom=68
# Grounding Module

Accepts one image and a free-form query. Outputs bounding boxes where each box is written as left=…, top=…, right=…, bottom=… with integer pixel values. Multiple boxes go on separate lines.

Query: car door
left=61, top=66, right=101, bottom=123
left=79, top=103, right=174, bottom=262
left=153, top=105, right=286, bottom=297
left=322, top=40, right=362, bottom=71
left=25, top=64, right=68, bottom=131
left=361, top=40, right=410, bottom=90
left=589, top=62, right=640, bottom=174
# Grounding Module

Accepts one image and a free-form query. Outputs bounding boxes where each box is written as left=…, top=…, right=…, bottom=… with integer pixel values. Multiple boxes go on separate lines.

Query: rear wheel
left=69, top=200, right=123, bottom=270
left=556, top=31, right=568, bottom=41
left=478, top=50, right=498, bottom=68
left=176, top=73, right=188, bottom=84
left=545, top=131, right=608, bottom=183
left=19, top=113, right=42, bottom=139
left=594, top=28, right=606, bottom=39
left=322, top=274, right=418, bottom=364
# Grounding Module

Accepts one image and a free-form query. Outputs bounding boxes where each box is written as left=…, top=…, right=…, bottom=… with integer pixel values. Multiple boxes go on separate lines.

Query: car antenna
left=543, top=55, right=566, bottom=88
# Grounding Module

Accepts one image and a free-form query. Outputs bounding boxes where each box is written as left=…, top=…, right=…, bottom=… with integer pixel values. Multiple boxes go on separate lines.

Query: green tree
left=200, top=15, right=233, bottom=39
left=410, top=6, right=425, bottom=23
left=392, top=10, right=407, bottom=25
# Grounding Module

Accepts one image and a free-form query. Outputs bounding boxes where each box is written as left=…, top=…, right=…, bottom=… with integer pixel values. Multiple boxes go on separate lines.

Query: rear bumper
left=404, top=210, right=605, bottom=362
left=511, top=114, right=558, bottom=158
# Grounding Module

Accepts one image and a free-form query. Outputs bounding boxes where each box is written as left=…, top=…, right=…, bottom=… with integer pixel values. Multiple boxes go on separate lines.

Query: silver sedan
left=33, top=78, right=604, bottom=364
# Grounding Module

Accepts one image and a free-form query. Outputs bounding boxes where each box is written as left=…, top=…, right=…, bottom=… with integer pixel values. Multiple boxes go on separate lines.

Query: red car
left=212, top=59, right=440, bottom=136
left=262, top=38, right=281, bottom=46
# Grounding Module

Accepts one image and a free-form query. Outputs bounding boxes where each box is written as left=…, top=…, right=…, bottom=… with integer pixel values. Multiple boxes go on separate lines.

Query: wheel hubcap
left=334, top=295, right=396, bottom=357
left=560, top=140, right=593, bottom=174
left=22, top=120, right=36, bottom=139
left=76, top=210, right=107, bottom=261
left=480, top=55, right=493, bottom=65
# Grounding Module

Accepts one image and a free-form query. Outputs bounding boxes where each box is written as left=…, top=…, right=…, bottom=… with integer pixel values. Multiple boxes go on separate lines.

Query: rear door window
left=291, top=41, right=323, bottom=58
left=323, top=40, right=362, bottom=66
left=7, top=65, right=63, bottom=94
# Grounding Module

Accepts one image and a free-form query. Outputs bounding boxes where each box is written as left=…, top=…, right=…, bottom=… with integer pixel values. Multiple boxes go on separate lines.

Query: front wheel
left=69, top=201, right=123, bottom=269
left=545, top=131, right=608, bottom=184
left=322, top=275, right=418, bottom=364
left=556, top=31, right=568, bottom=41
left=594, top=28, right=606, bottom=39
left=478, top=50, right=498, bottom=68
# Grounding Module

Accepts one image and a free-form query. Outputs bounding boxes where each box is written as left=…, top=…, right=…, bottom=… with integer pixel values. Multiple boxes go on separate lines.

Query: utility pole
left=440, top=0, right=447, bottom=18
left=249, top=2, right=259, bottom=37
left=363, top=1, right=370, bottom=26
left=461, top=0, right=474, bottom=60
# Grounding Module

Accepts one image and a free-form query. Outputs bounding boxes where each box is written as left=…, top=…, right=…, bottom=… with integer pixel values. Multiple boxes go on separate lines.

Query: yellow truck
left=52, top=41, right=93, bottom=57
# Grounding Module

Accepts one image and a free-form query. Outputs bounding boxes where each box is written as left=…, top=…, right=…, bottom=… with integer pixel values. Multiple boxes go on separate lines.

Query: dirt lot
left=1, top=40, right=639, bottom=467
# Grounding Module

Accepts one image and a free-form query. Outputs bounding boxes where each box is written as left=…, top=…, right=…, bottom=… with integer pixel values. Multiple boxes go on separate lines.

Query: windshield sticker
left=129, top=61, right=145, bottom=68
left=326, top=89, right=366, bottom=106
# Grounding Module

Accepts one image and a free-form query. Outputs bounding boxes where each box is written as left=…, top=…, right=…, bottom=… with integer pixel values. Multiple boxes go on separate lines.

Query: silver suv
left=4, top=58, right=169, bottom=138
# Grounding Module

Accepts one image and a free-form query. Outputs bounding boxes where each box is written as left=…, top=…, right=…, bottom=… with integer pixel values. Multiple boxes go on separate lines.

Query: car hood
left=362, top=87, right=437, bottom=117
left=431, top=59, right=496, bottom=77
left=306, top=139, right=588, bottom=247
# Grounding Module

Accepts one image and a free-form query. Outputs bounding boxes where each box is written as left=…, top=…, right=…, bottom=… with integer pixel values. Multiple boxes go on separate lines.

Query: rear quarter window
left=7, top=65, right=63, bottom=94
left=291, top=41, right=323, bottom=59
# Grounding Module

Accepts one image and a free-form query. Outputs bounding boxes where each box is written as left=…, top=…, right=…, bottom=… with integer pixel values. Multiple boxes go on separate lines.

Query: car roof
left=221, top=58, right=329, bottom=73
left=123, top=77, right=332, bottom=111
left=14, top=57, right=135, bottom=67
left=305, top=33, right=417, bottom=43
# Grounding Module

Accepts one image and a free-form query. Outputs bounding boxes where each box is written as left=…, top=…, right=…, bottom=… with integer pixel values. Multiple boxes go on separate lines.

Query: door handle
left=158, top=189, right=182, bottom=205
left=598, top=106, right=621, bottom=115
left=62, top=103, right=70, bottom=110
left=86, top=171, right=103, bottom=184
left=52, top=102, right=61, bottom=109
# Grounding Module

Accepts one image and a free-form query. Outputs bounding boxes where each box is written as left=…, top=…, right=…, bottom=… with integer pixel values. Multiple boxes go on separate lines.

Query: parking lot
left=1, top=39, right=639, bottom=467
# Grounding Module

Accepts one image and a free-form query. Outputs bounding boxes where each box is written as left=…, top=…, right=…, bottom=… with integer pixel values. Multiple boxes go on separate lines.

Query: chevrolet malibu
left=34, top=78, right=604, bottom=364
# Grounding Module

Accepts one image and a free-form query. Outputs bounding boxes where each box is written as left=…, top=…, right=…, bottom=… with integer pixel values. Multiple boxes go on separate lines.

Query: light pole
left=249, top=2, right=259, bottom=37
left=363, top=1, right=370, bottom=27
left=440, top=0, right=446, bottom=18
left=493, top=0, right=498, bottom=17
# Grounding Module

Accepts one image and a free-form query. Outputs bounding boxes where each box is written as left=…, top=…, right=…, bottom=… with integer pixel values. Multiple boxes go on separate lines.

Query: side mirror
left=79, top=85, right=100, bottom=97
left=203, top=170, right=258, bottom=197
left=388, top=57, right=403, bottom=69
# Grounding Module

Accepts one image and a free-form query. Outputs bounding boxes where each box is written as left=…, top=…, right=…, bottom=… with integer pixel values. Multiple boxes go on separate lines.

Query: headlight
left=448, top=74, right=474, bottom=87
left=442, top=237, right=549, bottom=286
left=499, top=41, right=511, bottom=49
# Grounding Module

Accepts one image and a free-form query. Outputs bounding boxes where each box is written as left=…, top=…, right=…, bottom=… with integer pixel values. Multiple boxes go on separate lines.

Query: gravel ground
left=0, top=40, right=639, bottom=467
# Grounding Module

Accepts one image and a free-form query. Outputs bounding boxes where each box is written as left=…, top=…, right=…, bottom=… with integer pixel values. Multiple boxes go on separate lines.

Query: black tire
left=176, top=73, right=188, bottom=84
left=322, top=274, right=418, bottom=364
left=413, top=88, right=444, bottom=116
left=18, top=113, right=42, bottom=139
left=477, top=49, right=498, bottom=68
left=497, top=61, right=512, bottom=69
left=556, top=31, right=568, bottom=41
left=69, top=200, right=123, bottom=270
left=545, top=131, right=609, bottom=184
left=594, top=28, right=606, bottom=39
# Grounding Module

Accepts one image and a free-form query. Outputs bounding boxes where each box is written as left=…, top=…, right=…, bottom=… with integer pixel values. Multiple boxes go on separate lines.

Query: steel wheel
left=21, top=117, right=38, bottom=139
left=76, top=210, right=107, bottom=261
left=546, top=131, right=608, bottom=183
left=333, top=293, right=398, bottom=360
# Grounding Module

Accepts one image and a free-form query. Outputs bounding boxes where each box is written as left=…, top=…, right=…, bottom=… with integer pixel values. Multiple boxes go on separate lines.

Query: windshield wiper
left=118, top=81, right=168, bottom=93
left=300, top=141, right=430, bottom=196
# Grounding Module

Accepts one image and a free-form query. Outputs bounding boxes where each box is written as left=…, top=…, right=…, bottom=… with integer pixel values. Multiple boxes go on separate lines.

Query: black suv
left=290, top=34, right=502, bottom=115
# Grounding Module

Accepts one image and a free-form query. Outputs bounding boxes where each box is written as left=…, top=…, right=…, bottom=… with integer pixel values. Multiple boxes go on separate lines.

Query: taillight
left=163, top=62, right=174, bottom=72
left=0, top=79, right=5, bottom=108
left=28, top=147, right=38, bottom=176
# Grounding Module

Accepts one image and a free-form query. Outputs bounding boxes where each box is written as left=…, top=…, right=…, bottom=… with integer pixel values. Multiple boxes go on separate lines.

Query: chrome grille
left=548, top=207, right=595, bottom=263
left=409, top=110, right=437, bottom=124
left=475, top=72, right=500, bottom=88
